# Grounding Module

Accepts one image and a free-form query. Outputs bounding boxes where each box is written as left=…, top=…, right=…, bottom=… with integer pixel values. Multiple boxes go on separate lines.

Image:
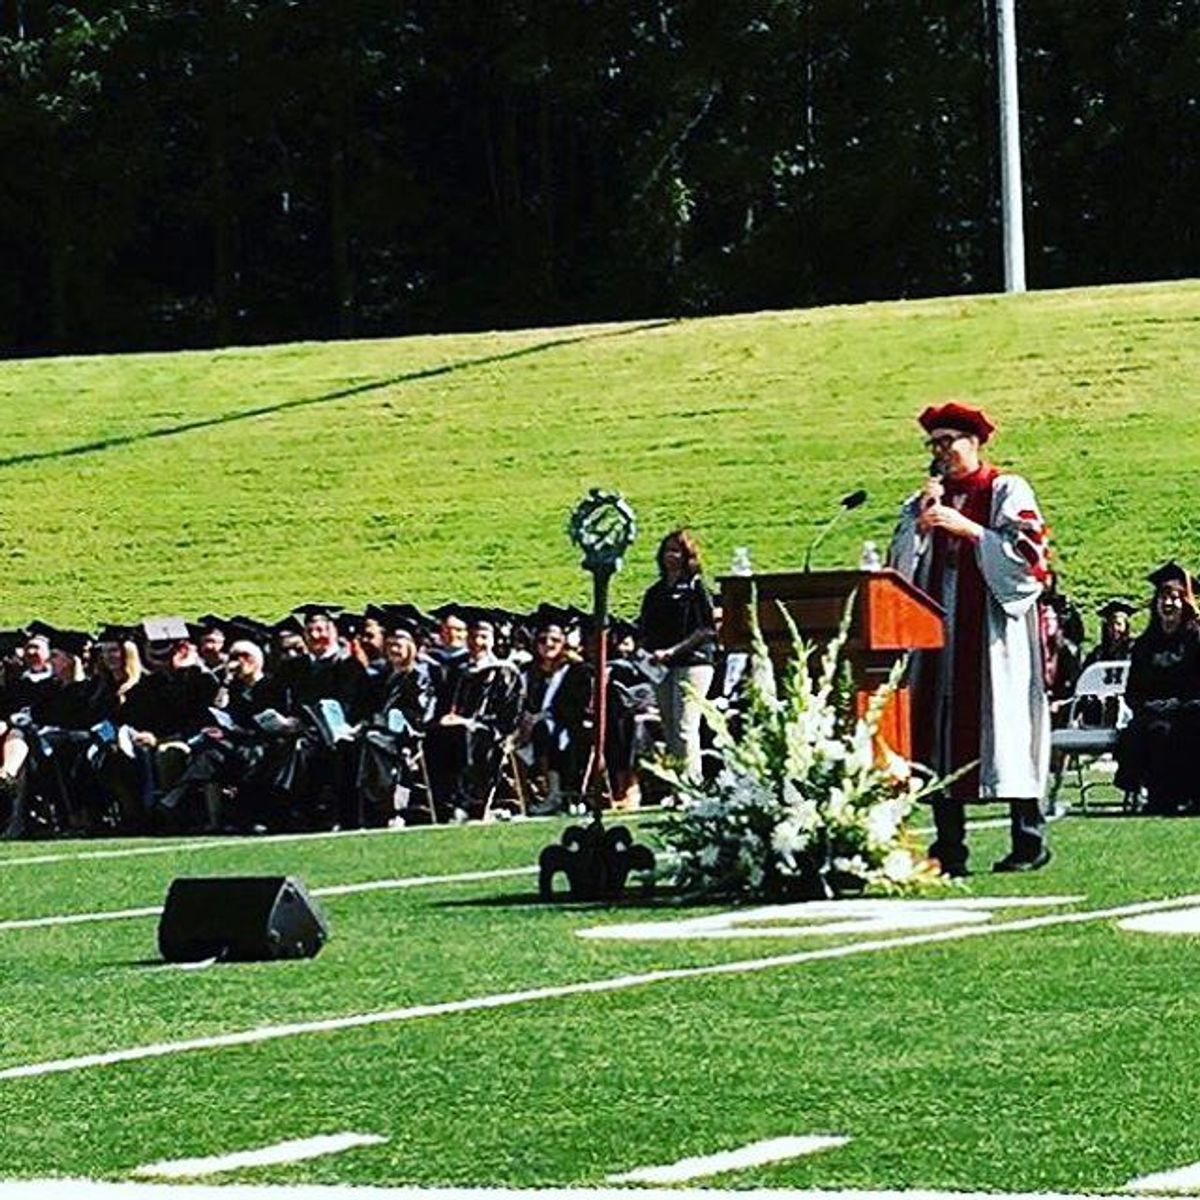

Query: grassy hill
left=0, top=279, right=1196, bottom=631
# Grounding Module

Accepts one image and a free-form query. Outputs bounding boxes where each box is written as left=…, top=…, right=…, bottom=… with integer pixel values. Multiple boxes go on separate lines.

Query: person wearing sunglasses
left=889, top=402, right=1052, bottom=877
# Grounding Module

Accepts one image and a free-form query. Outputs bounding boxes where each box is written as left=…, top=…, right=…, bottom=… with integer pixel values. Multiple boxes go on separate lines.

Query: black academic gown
left=266, top=650, right=370, bottom=827
left=1115, top=620, right=1200, bottom=812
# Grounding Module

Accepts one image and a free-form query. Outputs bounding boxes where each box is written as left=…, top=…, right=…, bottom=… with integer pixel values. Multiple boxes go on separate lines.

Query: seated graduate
left=1114, top=562, right=1200, bottom=815
left=1083, top=599, right=1138, bottom=669
left=423, top=608, right=470, bottom=719
left=264, top=603, right=370, bottom=829
left=605, top=619, right=661, bottom=810
left=516, top=620, right=591, bottom=815
left=424, top=615, right=525, bottom=820
left=0, top=627, right=68, bottom=838
left=119, top=617, right=221, bottom=828
left=1042, top=573, right=1085, bottom=713
left=156, top=636, right=279, bottom=832
left=355, top=619, right=437, bottom=825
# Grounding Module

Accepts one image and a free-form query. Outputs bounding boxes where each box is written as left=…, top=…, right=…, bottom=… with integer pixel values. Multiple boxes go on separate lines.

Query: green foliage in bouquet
left=652, top=593, right=955, bottom=901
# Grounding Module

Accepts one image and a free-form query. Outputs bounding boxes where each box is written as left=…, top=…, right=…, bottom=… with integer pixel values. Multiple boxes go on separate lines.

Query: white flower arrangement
left=651, top=592, right=955, bottom=901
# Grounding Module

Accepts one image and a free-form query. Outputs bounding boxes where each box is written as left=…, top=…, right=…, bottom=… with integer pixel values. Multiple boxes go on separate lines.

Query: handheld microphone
left=803, top=489, right=868, bottom=572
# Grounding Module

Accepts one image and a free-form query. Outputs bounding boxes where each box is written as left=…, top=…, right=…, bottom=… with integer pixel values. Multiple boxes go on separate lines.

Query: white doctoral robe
left=889, top=472, right=1050, bottom=800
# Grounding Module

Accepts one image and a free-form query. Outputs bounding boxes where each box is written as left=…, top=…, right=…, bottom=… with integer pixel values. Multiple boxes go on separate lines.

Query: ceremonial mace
left=538, top=489, right=655, bottom=901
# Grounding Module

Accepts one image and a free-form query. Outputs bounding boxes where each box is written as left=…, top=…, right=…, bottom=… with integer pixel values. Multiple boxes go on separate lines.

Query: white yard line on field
left=133, top=1133, right=386, bottom=1179
left=607, top=1136, right=849, bottom=1183
left=1128, top=1162, right=1200, bottom=1192
left=0, top=866, right=537, bottom=933
left=0, top=807, right=1010, bottom=871
left=0, top=819, right=518, bottom=869
left=1, top=1182, right=1196, bottom=1199
left=4, top=891, right=1199, bottom=1084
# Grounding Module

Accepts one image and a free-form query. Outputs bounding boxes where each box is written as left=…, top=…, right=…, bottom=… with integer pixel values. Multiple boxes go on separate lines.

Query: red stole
left=920, top=464, right=997, bottom=798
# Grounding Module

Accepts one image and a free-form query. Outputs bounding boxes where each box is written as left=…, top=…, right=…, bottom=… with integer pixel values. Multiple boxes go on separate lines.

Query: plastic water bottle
left=859, top=540, right=882, bottom=571
left=730, top=546, right=753, bottom=576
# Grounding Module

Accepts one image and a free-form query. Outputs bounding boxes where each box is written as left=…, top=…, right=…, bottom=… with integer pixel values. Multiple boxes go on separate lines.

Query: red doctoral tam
left=918, top=402, right=996, bottom=444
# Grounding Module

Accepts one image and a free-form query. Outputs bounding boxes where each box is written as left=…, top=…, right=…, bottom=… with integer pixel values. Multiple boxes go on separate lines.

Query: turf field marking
left=607, top=1135, right=849, bottom=1183
left=1119, top=908, right=1200, bottom=936
left=4, top=890, right=1200, bottom=1084
left=0, top=867, right=536, bottom=933
left=132, top=1132, right=386, bottom=1179
left=577, top=897, right=1083, bottom=942
left=1129, top=1161, right=1200, bottom=1192
left=0, top=823, right=461, bottom=869
left=0, top=810, right=1005, bottom=871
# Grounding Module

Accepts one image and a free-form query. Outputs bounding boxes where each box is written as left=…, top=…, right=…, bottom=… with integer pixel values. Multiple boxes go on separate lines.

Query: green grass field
left=4, top=806, right=1200, bottom=1193
left=0, top=280, right=1197, bottom=629
left=2, top=282, right=1199, bottom=1196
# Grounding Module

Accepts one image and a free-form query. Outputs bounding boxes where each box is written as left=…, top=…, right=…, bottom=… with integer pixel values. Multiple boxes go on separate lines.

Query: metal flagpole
left=996, top=0, right=1027, bottom=293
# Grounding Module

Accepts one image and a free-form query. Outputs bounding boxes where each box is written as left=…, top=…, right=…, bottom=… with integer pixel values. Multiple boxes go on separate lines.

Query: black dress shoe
left=992, top=847, right=1052, bottom=873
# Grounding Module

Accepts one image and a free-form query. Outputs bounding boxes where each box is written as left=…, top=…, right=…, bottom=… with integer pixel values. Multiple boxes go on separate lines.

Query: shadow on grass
left=0, top=318, right=675, bottom=471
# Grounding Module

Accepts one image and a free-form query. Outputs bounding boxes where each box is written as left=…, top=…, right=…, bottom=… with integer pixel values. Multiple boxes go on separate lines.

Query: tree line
left=1, top=1, right=1196, bottom=356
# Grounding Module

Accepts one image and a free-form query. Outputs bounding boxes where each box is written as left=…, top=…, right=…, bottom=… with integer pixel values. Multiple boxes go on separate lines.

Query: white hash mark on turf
left=1119, top=908, right=1200, bottom=936
left=5, top=892, right=1200, bottom=1083
left=0, top=867, right=536, bottom=933
left=607, top=1135, right=849, bottom=1183
left=133, top=1132, right=386, bottom=1179
left=577, top=897, right=1084, bottom=942
left=1129, top=1161, right=1200, bottom=1192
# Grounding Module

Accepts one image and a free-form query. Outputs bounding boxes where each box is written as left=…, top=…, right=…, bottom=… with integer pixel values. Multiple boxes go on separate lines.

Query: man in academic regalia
left=266, top=604, right=370, bottom=828
left=424, top=617, right=524, bottom=819
left=156, top=638, right=279, bottom=831
left=889, top=402, right=1052, bottom=876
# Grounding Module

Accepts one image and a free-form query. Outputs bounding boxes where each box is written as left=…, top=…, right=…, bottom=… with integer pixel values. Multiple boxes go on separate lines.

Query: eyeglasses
left=923, top=434, right=964, bottom=451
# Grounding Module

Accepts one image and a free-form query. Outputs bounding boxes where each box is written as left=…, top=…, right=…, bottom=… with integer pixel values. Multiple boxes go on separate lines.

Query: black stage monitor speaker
left=158, top=875, right=329, bottom=963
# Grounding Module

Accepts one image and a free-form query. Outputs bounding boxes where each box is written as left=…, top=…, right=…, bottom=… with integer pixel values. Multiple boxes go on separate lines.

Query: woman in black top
left=639, top=528, right=716, bottom=782
left=1114, top=563, right=1200, bottom=814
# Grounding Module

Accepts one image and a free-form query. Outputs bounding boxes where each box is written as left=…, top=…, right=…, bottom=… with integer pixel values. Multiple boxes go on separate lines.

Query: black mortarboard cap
left=195, top=613, right=225, bottom=632
left=375, top=603, right=430, bottom=635
left=336, top=611, right=363, bottom=639
left=1147, top=561, right=1192, bottom=590
left=225, top=615, right=273, bottom=643
left=429, top=602, right=467, bottom=622
left=54, top=629, right=93, bottom=657
left=272, top=614, right=306, bottom=638
left=23, top=620, right=57, bottom=642
left=96, top=622, right=138, bottom=645
left=185, top=622, right=208, bottom=644
left=530, top=602, right=572, bottom=631
left=292, top=602, right=344, bottom=622
left=609, top=617, right=639, bottom=643
left=1097, top=599, right=1138, bottom=619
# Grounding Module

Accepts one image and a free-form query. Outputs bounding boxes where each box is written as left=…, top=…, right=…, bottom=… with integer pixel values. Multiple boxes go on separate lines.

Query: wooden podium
left=717, top=569, right=944, bottom=759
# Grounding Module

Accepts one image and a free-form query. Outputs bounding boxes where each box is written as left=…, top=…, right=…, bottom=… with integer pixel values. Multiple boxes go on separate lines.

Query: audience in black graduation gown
left=516, top=622, right=591, bottom=814
left=1114, top=562, right=1200, bottom=814
left=354, top=624, right=436, bottom=824
left=265, top=605, right=370, bottom=828
left=424, top=618, right=524, bottom=820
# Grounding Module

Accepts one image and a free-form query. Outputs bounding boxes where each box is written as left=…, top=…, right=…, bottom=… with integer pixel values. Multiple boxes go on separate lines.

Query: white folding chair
left=1049, top=660, right=1132, bottom=811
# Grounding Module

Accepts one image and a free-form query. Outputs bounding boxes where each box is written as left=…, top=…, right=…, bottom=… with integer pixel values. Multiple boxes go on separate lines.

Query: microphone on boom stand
left=803, top=489, right=868, bottom=572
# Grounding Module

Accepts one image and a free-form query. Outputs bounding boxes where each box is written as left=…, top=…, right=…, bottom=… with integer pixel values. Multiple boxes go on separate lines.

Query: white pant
left=656, top=664, right=714, bottom=782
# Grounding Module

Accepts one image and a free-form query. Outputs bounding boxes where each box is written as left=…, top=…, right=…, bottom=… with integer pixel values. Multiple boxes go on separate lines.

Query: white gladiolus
left=882, top=847, right=916, bottom=882
left=866, top=798, right=905, bottom=846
